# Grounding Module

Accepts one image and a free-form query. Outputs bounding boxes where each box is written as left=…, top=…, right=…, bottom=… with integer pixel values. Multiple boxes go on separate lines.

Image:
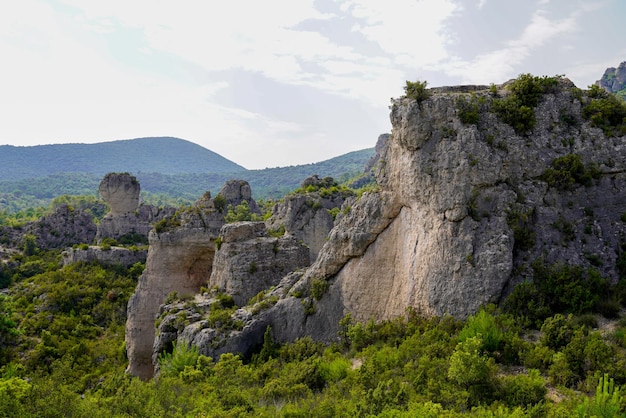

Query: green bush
left=309, top=278, right=329, bottom=300
left=224, top=201, right=262, bottom=223
left=456, top=95, right=481, bottom=125
left=404, top=80, right=430, bottom=104
left=492, top=74, right=562, bottom=134
left=583, top=86, right=626, bottom=136
left=458, top=308, right=503, bottom=352
left=158, top=341, right=200, bottom=378
left=506, top=207, right=536, bottom=253
left=499, top=369, right=547, bottom=408
left=577, top=374, right=625, bottom=417
left=541, top=154, right=600, bottom=190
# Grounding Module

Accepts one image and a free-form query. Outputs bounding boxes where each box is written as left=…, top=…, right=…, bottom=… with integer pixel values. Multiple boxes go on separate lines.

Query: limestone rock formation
left=597, top=61, right=626, bottom=95
left=96, top=173, right=175, bottom=243
left=99, top=172, right=140, bottom=216
left=217, top=179, right=260, bottom=213
left=265, top=175, right=353, bottom=260
left=62, top=246, right=147, bottom=267
left=130, top=76, right=626, bottom=379
left=208, top=221, right=310, bottom=306
left=125, top=195, right=225, bottom=379
left=29, top=205, right=97, bottom=250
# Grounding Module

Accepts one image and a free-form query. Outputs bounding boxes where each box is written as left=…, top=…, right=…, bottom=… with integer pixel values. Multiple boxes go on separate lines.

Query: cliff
left=597, top=61, right=626, bottom=98
left=126, top=75, right=626, bottom=378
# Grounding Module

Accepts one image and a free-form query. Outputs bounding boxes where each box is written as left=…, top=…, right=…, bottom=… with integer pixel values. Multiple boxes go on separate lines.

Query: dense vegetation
left=1, top=236, right=626, bottom=416
left=0, top=137, right=245, bottom=182
left=0, top=148, right=374, bottom=214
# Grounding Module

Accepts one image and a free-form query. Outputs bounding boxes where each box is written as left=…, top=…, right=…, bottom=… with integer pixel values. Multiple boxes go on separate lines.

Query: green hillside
left=0, top=137, right=246, bottom=181
left=0, top=147, right=375, bottom=213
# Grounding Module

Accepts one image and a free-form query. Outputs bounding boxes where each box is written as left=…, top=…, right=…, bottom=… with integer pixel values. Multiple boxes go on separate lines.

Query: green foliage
left=224, top=200, right=263, bottom=223
left=456, top=94, right=482, bottom=125
left=493, top=74, right=562, bottom=134
left=3, top=243, right=626, bottom=415
left=499, top=369, right=547, bottom=408
left=213, top=193, right=226, bottom=213
left=505, top=260, right=611, bottom=327
left=541, top=154, right=600, bottom=190
left=309, top=278, right=329, bottom=300
left=583, top=85, right=626, bottom=136
left=506, top=208, right=536, bottom=253
left=578, top=374, right=624, bottom=417
left=153, top=213, right=181, bottom=233
left=158, top=340, right=200, bottom=378
left=404, top=80, right=430, bottom=104
left=458, top=308, right=503, bottom=352
left=21, top=234, right=38, bottom=256
left=448, top=336, right=498, bottom=405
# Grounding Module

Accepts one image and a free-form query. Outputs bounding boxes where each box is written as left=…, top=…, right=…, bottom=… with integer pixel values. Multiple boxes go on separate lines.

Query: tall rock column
left=125, top=198, right=224, bottom=380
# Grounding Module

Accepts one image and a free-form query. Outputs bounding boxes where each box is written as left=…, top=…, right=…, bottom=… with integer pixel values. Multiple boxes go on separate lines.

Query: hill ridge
left=0, top=137, right=246, bottom=181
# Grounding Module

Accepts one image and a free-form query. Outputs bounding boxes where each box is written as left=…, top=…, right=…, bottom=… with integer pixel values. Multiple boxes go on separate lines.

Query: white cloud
left=445, top=6, right=580, bottom=84
left=341, top=0, right=460, bottom=67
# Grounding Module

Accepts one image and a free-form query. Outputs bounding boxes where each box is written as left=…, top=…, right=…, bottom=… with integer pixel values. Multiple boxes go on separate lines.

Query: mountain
left=0, top=137, right=246, bottom=181
left=0, top=145, right=375, bottom=212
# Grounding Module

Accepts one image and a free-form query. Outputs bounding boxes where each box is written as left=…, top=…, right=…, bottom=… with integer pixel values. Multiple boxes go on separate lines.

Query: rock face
left=208, top=222, right=310, bottom=306
left=62, top=246, right=147, bottom=267
left=265, top=176, right=353, bottom=260
left=597, top=61, right=626, bottom=95
left=99, top=172, right=140, bottom=216
left=96, top=173, right=175, bottom=244
left=29, top=205, right=97, bottom=249
left=131, top=77, right=626, bottom=378
left=125, top=196, right=225, bottom=379
left=96, top=204, right=175, bottom=244
left=217, top=179, right=260, bottom=213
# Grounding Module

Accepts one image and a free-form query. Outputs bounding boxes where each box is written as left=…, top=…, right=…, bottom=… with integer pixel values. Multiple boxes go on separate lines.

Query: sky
left=1, top=0, right=625, bottom=169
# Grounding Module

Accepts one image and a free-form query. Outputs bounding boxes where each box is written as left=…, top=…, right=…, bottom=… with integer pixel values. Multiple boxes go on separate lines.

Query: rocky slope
left=127, top=76, right=626, bottom=379
left=597, top=61, right=626, bottom=98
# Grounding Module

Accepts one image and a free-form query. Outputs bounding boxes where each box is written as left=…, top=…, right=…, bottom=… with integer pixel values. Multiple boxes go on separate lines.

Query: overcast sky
left=1, top=0, right=625, bottom=169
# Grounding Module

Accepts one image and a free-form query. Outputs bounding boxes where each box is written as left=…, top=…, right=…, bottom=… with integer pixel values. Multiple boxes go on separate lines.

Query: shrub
left=541, top=154, right=600, bottom=190
left=583, top=86, right=626, bottom=136
left=458, top=308, right=503, bottom=352
left=158, top=341, right=200, bottom=378
left=506, top=208, right=536, bottom=253
left=213, top=194, right=226, bottom=213
left=309, top=278, right=328, bottom=300
left=492, top=74, right=562, bottom=134
left=577, top=374, right=625, bottom=417
left=500, top=369, right=547, bottom=408
left=456, top=95, right=481, bottom=125
left=404, top=80, right=430, bottom=104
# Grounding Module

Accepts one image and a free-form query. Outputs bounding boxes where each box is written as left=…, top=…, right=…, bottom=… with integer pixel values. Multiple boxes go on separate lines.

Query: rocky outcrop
left=217, top=179, right=260, bottom=213
left=125, top=196, right=225, bottom=380
left=597, top=61, right=626, bottom=95
left=62, top=246, right=147, bottom=267
left=265, top=175, right=353, bottom=260
left=208, top=222, right=309, bottom=306
left=96, top=173, right=175, bottom=244
left=99, top=172, right=140, bottom=216
left=147, top=77, right=626, bottom=365
left=347, top=134, right=389, bottom=189
left=29, top=205, right=97, bottom=249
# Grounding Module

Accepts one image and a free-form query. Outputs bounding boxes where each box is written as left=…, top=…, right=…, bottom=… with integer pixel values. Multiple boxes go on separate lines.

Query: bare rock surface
left=209, top=222, right=309, bottom=306
left=265, top=175, right=353, bottom=261
left=125, top=196, right=225, bottom=380
left=62, top=246, right=147, bottom=267
left=99, top=172, right=140, bottom=215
